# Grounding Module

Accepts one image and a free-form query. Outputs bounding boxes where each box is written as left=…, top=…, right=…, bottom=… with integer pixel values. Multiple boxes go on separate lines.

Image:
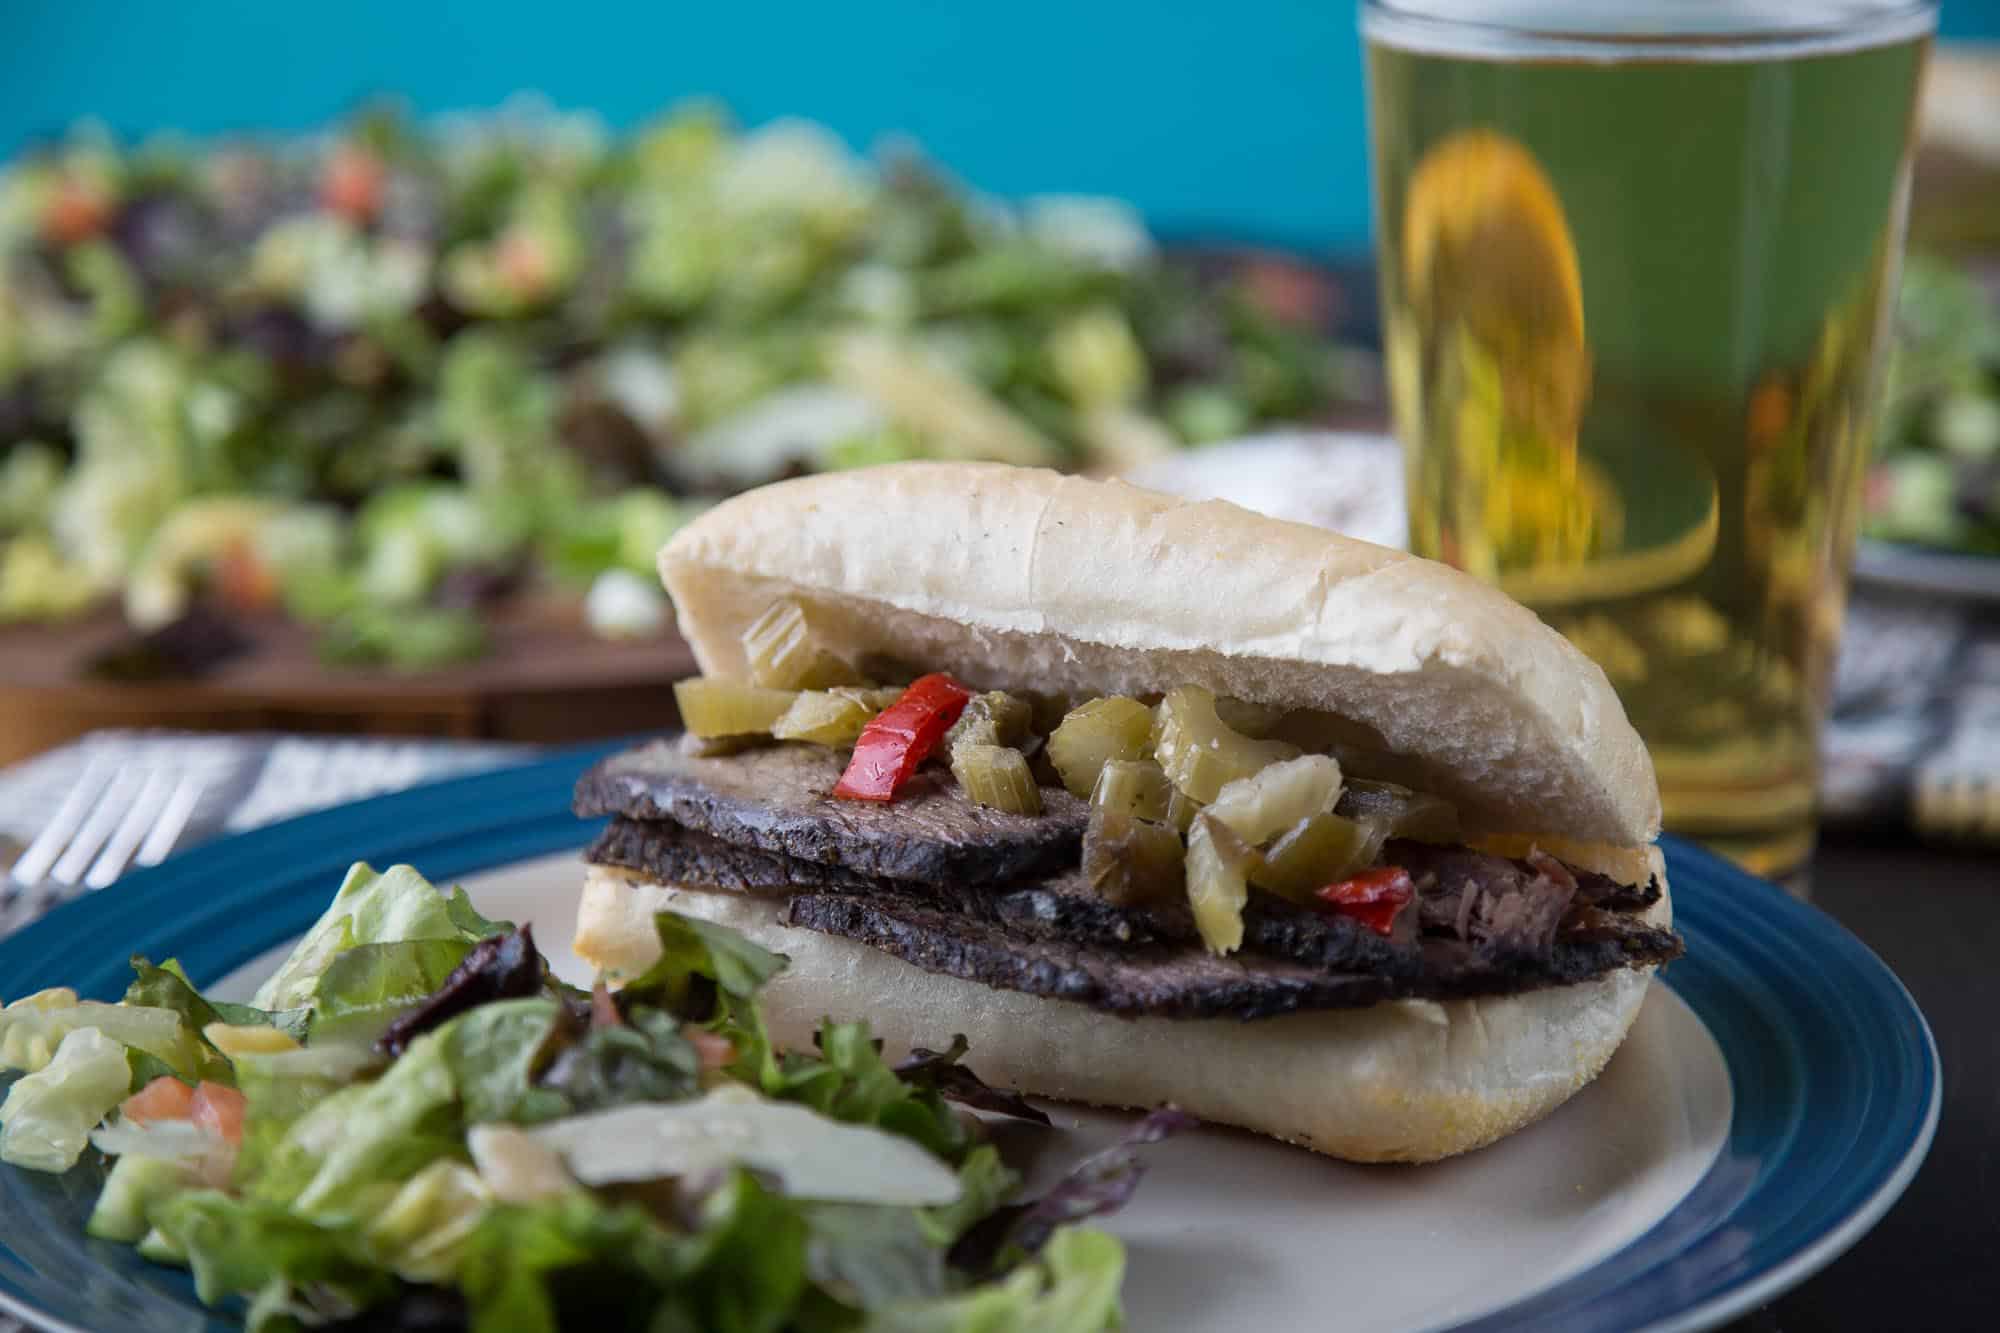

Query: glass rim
left=1361, top=1, right=1938, bottom=62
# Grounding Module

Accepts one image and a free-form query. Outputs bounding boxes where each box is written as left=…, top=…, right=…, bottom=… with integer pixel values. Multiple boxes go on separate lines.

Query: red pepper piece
left=832, top=673, right=973, bottom=802
left=1314, top=866, right=1416, bottom=937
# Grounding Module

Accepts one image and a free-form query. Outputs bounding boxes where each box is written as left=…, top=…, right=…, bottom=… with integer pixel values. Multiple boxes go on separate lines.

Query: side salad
left=0, top=862, right=1183, bottom=1331
left=0, top=100, right=1365, bottom=666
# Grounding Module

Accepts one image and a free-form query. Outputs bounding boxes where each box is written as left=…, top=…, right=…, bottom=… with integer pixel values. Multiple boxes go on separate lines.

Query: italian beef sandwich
left=572, top=461, right=1682, bottom=1162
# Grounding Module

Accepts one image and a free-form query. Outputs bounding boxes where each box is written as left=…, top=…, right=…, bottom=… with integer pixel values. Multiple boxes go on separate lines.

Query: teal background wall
left=2, top=2, right=1994, bottom=256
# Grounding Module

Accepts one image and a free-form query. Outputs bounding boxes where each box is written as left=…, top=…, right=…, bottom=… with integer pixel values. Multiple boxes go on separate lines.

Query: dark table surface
left=1728, top=832, right=1997, bottom=1332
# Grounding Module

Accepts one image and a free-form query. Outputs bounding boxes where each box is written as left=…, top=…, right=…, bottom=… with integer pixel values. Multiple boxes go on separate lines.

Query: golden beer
left=1365, top=2, right=1933, bottom=876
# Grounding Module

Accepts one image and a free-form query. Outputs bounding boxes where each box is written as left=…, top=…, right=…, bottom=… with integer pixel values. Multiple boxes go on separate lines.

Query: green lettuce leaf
left=249, top=1030, right=459, bottom=1222
left=534, top=1004, right=701, bottom=1116
left=620, top=915, right=973, bottom=1161
left=865, top=1225, right=1125, bottom=1333
left=307, top=939, right=477, bottom=1045
left=920, top=1147, right=1020, bottom=1248
left=125, top=958, right=310, bottom=1043
left=459, top=1171, right=807, bottom=1333
left=620, top=911, right=787, bottom=1013
left=0, top=991, right=204, bottom=1080
left=359, top=1158, right=492, bottom=1283
left=763, top=1021, right=972, bottom=1164
left=436, top=997, right=570, bottom=1126
left=149, top=1189, right=395, bottom=1315
left=251, top=863, right=507, bottom=1014
left=120, top=958, right=308, bottom=1086
left=231, top=1042, right=382, bottom=1152
left=802, top=1204, right=947, bottom=1311
left=0, top=1027, right=136, bottom=1171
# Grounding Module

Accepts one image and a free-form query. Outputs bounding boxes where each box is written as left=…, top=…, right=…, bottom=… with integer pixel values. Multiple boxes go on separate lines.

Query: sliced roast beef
left=588, top=816, right=880, bottom=895
left=785, top=890, right=1402, bottom=1020
left=787, top=885, right=1679, bottom=1020
left=575, top=738, right=1088, bottom=884
left=588, top=815, right=1417, bottom=976
left=576, top=737, right=1683, bottom=1023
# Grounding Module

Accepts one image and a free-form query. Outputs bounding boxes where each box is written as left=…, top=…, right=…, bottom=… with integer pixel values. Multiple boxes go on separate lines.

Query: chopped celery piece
left=950, top=744, right=1042, bottom=815
left=771, top=690, right=876, bottom=745
left=1252, top=813, right=1389, bottom=901
left=1081, top=810, right=1184, bottom=907
left=673, top=677, right=798, bottom=738
left=1153, top=686, right=1300, bottom=803
left=1089, top=760, right=1171, bottom=823
left=740, top=598, right=861, bottom=690
left=1185, top=814, right=1256, bottom=955
left=1047, top=697, right=1154, bottom=798
left=1204, top=755, right=1343, bottom=846
left=946, top=691, right=1034, bottom=752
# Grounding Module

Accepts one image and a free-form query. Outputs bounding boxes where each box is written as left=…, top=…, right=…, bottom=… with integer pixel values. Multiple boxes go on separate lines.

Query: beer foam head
left=1363, top=1, right=1935, bottom=61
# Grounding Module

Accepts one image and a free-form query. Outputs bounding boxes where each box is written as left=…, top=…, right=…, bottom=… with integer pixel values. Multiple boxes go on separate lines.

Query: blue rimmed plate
left=0, top=743, right=1939, bottom=1333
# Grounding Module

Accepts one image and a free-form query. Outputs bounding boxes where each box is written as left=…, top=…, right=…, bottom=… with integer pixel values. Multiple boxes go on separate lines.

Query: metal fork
left=1, top=755, right=206, bottom=935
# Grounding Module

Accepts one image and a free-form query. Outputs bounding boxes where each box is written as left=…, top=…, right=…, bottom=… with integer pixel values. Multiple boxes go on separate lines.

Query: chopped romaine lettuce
left=306, top=939, right=479, bottom=1045
left=868, top=1225, right=1125, bottom=1333
left=251, top=862, right=505, bottom=1013
left=361, top=1158, right=492, bottom=1282
left=435, top=997, right=571, bottom=1126
left=86, top=1152, right=197, bottom=1243
left=0, top=994, right=202, bottom=1079
left=250, top=1030, right=459, bottom=1222
left=0, top=1027, right=135, bottom=1171
left=0, top=866, right=1156, bottom=1333
left=150, top=1189, right=396, bottom=1314
left=459, top=1173, right=810, bottom=1333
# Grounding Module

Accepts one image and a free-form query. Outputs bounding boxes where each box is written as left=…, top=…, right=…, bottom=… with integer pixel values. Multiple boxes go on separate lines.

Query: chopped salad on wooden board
left=0, top=862, right=1183, bottom=1331
left=0, top=100, right=1367, bottom=668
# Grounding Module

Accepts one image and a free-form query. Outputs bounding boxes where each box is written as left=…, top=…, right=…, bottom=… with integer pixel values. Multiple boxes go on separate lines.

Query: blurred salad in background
left=1868, top=255, right=2000, bottom=556
left=0, top=100, right=1370, bottom=668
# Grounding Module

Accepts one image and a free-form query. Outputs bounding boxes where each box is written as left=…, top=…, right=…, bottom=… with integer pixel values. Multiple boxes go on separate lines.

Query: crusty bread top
left=660, top=462, right=1660, bottom=846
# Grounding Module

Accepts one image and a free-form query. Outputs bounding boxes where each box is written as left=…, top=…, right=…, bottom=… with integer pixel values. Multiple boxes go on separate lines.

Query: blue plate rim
left=0, top=743, right=1942, bottom=1333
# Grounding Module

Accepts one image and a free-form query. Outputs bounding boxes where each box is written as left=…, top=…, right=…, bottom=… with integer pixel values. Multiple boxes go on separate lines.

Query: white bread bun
left=661, top=462, right=1659, bottom=847
left=575, top=857, right=1670, bottom=1164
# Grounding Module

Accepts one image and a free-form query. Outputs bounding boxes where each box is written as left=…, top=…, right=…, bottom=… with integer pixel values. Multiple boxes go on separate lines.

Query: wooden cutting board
left=0, top=602, right=695, bottom=766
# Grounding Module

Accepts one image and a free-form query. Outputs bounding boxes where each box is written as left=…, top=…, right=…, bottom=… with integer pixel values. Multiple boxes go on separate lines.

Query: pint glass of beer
left=1364, top=1, right=1935, bottom=877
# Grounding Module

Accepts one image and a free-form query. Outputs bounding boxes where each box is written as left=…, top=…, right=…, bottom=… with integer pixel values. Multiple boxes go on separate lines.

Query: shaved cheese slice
left=528, top=1088, right=962, bottom=1206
